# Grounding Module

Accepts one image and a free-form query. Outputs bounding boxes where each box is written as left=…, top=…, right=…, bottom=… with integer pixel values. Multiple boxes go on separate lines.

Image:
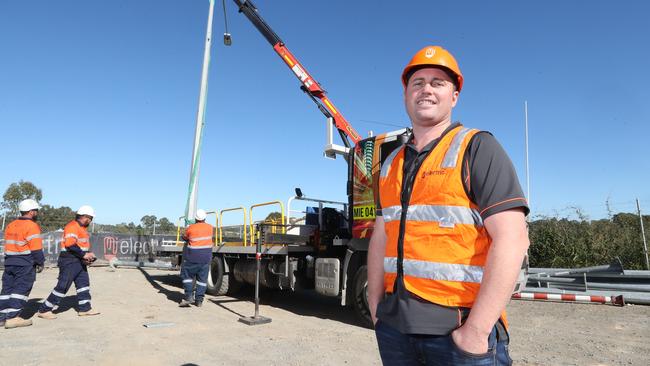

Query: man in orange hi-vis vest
left=0, top=199, right=44, bottom=329
left=179, top=209, right=214, bottom=307
left=367, top=46, right=530, bottom=365
left=38, top=205, right=100, bottom=319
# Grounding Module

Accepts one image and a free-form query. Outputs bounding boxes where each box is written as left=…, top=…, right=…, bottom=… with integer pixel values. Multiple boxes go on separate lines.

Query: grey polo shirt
left=375, top=122, right=529, bottom=335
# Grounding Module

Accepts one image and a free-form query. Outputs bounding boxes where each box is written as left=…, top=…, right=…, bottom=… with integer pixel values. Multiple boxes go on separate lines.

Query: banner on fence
left=0, top=231, right=178, bottom=266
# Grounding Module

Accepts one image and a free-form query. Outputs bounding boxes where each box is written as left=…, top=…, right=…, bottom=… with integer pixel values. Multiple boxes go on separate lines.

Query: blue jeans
left=375, top=320, right=512, bottom=366
left=180, top=261, right=209, bottom=302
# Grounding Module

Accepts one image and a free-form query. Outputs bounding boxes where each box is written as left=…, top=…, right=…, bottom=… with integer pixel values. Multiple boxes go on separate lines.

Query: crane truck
left=161, top=0, right=526, bottom=328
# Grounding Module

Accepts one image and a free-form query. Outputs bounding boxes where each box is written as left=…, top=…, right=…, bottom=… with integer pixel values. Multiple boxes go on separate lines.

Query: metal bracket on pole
left=239, top=223, right=272, bottom=326
left=324, top=117, right=350, bottom=160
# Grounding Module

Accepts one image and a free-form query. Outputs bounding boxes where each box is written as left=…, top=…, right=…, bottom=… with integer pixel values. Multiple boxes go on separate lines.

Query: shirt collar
left=405, top=122, right=463, bottom=153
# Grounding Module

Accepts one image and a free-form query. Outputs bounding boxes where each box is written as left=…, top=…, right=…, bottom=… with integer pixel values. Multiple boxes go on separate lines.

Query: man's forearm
left=465, top=219, right=529, bottom=334
left=367, top=219, right=387, bottom=321
left=367, top=240, right=385, bottom=316
left=64, top=244, right=87, bottom=259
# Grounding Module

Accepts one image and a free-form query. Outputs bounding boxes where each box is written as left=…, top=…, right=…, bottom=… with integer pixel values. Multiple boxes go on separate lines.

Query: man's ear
left=451, top=90, right=460, bottom=108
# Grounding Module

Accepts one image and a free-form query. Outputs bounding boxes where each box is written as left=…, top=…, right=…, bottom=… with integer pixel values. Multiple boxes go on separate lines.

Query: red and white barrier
left=512, top=292, right=625, bottom=306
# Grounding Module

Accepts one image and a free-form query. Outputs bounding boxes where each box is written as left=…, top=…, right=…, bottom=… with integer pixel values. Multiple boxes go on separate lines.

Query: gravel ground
left=1, top=266, right=648, bottom=365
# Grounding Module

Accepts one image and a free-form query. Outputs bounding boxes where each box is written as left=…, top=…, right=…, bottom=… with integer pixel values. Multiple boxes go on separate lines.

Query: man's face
left=79, top=215, right=93, bottom=227
left=404, top=67, right=459, bottom=128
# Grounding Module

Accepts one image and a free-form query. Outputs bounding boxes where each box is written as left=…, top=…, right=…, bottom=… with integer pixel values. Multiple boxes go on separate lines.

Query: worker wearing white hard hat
left=195, top=209, right=207, bottom=221
left=76, top=205, right=95, bottom=218
left=1, top=199, right=44, bottom=329
left=179, top=209, right=214, bottom=307
left=18, top=199, right=41, bottom=213
left=38, top=204, right=100, bottom=319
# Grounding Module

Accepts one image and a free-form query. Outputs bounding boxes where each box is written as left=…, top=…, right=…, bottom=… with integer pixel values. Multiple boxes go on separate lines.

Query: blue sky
left=1, top=0, right=649, bottom=225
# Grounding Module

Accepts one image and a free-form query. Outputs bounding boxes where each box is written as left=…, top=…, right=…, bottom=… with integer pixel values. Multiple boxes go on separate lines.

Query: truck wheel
left=352, top=265, right=373, bottom=328
left=206, top=256, right=242, bottom=296
left=206, top=256, right=227, bottom=295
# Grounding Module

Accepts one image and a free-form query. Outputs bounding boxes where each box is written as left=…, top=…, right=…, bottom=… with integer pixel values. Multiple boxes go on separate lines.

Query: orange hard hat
left=402, top=46, right=464, bottom=91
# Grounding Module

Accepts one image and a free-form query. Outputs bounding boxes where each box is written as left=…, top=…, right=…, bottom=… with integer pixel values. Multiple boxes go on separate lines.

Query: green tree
left=157, top=217, right=177, bottom=234
left=140, top=215, right=158, bottom=232
left=265, top=212, right=282, bottom=223
left=39, top=205, right=75, bottom=232
left=1, top=180, right=43, bottom=216
left=528, top=210, right=650, bottom=270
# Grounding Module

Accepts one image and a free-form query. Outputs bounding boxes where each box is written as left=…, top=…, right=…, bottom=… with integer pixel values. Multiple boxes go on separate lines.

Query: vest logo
left=421, top=170, right=447, bottom=179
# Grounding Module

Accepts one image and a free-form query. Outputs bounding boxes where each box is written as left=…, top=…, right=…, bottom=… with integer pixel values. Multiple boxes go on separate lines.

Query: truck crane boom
left=233, top=0, right=361, bottom=148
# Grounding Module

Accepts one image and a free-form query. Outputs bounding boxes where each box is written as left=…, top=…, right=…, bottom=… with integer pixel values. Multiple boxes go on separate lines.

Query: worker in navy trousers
left=37, top=205, right=100, bottom=319
left=0, top=199, right=44, bottom=329
left=179, top=209, right=214, bottom=307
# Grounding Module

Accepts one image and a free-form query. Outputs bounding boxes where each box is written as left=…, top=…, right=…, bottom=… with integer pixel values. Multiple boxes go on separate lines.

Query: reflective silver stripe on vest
left=65, top=233, right=78, bottom=239
left=5, top=239, right=27, bottom=246
left=77, top=238, right=89, bottom=243
left=26, top=233, right=42, bottom=241
left=188, top=245, right=213, bottom=249
left=5, top=250, right=31, bottom=255
left=384, top=257, right=398, bottom=274
left=382, top=205, right=402, bottom=223
left=382, top=205, right=483, bottom=226
left=380, top=146, right=404, bottom=179
left=190, top=236, right=213, bottom=242
left=60, top=247, right=89, bottom=253
left=384, top=257, right=484, bottom=283
left=441, top=127, right=474, bottom=168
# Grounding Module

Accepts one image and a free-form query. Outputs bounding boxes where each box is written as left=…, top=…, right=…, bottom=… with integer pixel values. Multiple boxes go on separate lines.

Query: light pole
left=524, top=101, right=530, bottom=211
left=184, top=0, right=216, bottom=225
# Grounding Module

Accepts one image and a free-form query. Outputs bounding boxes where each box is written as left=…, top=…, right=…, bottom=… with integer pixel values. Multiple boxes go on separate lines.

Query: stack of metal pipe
left=514, top=259, right=650, bottom=306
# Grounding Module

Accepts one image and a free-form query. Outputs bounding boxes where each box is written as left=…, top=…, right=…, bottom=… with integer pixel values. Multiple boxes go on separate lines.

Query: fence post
left=636, top=199, right=649, bottom=270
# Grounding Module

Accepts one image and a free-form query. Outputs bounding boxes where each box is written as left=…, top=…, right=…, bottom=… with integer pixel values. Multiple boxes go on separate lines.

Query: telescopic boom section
left=233, top=0, right=361, bottom=147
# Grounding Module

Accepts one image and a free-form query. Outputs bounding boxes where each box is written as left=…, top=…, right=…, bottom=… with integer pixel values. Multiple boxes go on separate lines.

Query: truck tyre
left=207, top=256, right=242, bottom=296
left=206, top=256, right=227, bottom=296
left=352, top=265, right=373, bottom=328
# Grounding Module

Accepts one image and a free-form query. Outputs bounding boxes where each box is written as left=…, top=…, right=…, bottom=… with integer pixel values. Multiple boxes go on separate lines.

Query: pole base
left=238, top=315, right=272, bottom=326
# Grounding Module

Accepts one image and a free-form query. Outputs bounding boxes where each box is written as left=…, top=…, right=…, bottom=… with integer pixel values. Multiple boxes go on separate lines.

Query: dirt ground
left=1, top=267, right=648, bottom=366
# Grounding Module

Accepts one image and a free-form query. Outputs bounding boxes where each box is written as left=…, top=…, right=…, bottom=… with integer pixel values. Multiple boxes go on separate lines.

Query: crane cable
left=222, top=0, right=229, bottom=35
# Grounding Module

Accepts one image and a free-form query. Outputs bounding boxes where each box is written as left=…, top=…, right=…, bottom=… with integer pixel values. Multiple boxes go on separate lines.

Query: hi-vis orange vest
left=379, top=125, right=489, bottom=308
left=4, top=219, right=42, bottom=257
left=61, top=220, right=90, bottom=253
left=185, top=222, right=214, bottom=249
